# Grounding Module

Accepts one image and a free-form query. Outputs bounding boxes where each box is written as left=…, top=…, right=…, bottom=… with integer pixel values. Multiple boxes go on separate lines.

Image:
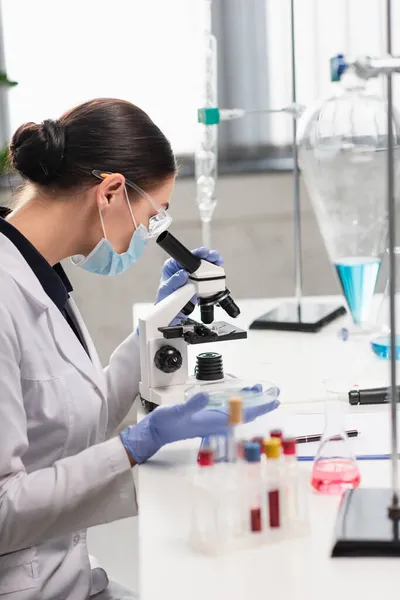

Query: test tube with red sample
left=243, top=442, right=263, bottom=533
left=264, top=438, right=282, bottom=528
left=282, top=437, right=301, bottom=522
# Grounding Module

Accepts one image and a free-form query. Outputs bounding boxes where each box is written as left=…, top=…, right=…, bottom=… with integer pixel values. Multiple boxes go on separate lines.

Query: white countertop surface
left=133, top=296, right=398, bottom=600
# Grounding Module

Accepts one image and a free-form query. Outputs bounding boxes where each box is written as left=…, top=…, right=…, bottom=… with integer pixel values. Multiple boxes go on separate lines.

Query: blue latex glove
left=155, top=247, right=223, bottom=326
left=120, top=389, right=280, bottom=464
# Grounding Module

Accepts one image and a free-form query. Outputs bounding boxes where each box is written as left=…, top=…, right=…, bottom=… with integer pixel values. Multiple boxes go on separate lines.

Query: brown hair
left=9, top=98, right=176, bottom=193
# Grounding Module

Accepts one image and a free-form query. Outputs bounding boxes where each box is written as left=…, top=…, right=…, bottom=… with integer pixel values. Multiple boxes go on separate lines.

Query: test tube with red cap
left=192, top=447, right=218, bottom=548
left=282, top=437, right=300, bottom=522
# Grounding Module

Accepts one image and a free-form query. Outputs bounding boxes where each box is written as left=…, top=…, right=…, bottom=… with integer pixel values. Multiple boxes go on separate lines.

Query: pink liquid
left=311, top=459, right=361, bottom=495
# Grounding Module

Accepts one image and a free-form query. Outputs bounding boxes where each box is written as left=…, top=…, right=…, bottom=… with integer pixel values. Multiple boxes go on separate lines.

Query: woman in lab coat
left=0, top=98, right=279, bottom=600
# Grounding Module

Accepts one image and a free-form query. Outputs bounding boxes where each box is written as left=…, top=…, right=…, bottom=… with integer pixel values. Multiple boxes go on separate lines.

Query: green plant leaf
left=0, top=146, right=10, bottom=174
left=0, top=71, right=18, bottom=87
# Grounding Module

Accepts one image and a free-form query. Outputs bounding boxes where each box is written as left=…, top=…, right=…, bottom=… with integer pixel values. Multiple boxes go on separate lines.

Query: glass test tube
left=226, top=396, right=242, bottom=462
left=244, top=442, right=263, bottom=533
left=192, top=448, right=218, bottom=547
left=282, top=437, right=300, bottom=522
left=202, top=435, right=226, bottom=463
left=264, top=438, right=282, bottom=529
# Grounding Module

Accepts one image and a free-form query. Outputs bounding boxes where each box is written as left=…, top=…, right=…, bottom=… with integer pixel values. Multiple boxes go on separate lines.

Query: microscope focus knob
left=154, top=345, right=183, bottom=374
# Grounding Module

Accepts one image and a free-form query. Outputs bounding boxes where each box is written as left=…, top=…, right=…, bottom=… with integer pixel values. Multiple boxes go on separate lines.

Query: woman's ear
left=95, top=173, right=126, bottom=211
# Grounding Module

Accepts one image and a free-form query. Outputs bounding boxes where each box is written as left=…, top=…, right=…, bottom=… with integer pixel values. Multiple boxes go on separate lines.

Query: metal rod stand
left=250, top=0, right=345, bottom=332
left=290, top=0, right=303, bottom=316
left=386, top=0, right=400, bottom=518
left=332, top=0, right=400, bottom=557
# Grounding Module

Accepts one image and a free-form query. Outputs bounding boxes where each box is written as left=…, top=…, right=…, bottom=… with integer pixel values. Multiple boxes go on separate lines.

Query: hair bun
left=9, top=119, right=65, bottom=184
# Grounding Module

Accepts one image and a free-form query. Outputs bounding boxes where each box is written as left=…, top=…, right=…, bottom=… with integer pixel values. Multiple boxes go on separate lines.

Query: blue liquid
left=371, top=335, right=400, bottom=360
left=334, top=257, right=381, bottom=325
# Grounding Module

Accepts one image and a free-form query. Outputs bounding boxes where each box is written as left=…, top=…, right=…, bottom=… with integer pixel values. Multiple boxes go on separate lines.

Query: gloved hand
left=119, top=387, right=280, bottom=464
left=155, top=247, right=223, bottom=326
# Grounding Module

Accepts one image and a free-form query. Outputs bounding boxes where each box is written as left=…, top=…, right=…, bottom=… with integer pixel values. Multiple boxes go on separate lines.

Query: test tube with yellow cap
left=264, top=438, right=282, bottom=528
left=226, top=396, right=242, bottom=462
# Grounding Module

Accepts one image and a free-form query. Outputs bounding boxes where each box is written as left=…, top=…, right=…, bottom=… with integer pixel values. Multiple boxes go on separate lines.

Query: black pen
left=296, top=430, right=358, bottom=443
left=349, top=386, right=400, bottom=405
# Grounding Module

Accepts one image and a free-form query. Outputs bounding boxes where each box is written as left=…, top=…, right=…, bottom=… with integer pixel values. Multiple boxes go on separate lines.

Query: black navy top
left=0, top=206, right=89, bottom=355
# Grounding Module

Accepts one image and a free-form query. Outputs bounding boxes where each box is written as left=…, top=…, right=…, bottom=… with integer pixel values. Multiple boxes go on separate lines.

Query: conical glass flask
left=299, top=70, right=400, bottom=331
left=311, top=401, right=361, bottom=495
left=371, top=247, right=400, bottom=360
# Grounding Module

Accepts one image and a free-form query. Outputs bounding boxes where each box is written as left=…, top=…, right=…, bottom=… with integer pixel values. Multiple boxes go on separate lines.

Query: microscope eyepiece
left=157, top=231, right=201, bottom=274
left=156, top=231, right=241, bottom=323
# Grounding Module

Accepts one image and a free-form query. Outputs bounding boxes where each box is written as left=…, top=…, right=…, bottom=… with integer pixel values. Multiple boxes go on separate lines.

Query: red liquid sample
left=311, top=459, right=361, bottom=495
left=268, top=489, right=280, bottom=527
left=250, top=507, right=262, bottom=532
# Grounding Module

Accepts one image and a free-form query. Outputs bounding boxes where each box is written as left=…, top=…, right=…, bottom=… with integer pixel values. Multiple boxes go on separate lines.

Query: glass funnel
left=299, top=71, right=400, bottom=330
left=371, top=247, right=400, bottom=360
left=311, top=401, right=360, bottom=495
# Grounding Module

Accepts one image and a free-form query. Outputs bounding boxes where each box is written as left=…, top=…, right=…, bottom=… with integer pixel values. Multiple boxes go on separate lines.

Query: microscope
left=138, top=232, right=247, bottom=411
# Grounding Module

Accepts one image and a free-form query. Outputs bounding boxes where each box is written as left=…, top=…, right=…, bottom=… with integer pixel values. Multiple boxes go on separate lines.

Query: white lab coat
left=0, top=233, right=141, bottom=599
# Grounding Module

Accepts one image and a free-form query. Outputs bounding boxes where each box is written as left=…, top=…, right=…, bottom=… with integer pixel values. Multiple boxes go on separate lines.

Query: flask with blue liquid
left=298, top=68, right=400, bottom=334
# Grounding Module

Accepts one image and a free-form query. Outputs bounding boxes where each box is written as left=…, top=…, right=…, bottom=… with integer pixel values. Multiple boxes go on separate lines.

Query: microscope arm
left=139, top=280, right=196, bottom=343
left=139, top=281, right=196, bottom=402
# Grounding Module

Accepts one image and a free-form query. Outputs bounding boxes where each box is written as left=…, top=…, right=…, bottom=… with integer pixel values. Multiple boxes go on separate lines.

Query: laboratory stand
left=327, top=0, right=400, bottom=554
left=195, top=0, right=345, bottom=333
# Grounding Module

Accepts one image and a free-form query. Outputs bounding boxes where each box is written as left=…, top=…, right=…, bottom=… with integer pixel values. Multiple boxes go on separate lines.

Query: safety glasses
left=92, top=169, right=172, bottom=239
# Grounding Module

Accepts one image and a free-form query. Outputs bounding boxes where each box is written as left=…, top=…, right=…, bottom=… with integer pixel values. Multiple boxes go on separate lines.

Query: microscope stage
left=158, top=320, right=247, bottom=344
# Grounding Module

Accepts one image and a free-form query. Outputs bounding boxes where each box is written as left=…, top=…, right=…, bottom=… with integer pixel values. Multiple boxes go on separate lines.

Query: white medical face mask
left=71, top=170, right=172, bottom=276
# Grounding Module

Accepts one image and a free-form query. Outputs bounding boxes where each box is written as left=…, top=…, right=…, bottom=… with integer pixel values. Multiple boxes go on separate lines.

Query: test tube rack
left=189, top=455, right=309, bottom=555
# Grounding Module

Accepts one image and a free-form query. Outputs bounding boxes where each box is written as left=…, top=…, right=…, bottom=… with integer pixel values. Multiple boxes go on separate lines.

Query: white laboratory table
left=133, top=296, right=398, bottom=600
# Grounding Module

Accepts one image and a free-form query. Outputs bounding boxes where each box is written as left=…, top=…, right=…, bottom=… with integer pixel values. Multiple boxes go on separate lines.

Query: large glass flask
left=299, top=72, right=400, bottom=329
left=311, top=401, right=360, bottom=495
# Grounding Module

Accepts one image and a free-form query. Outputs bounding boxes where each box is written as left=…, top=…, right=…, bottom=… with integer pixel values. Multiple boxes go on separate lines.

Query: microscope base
left=332, top=488, right=400, bottom=557
left=250, top=300, right=346, bottom=333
